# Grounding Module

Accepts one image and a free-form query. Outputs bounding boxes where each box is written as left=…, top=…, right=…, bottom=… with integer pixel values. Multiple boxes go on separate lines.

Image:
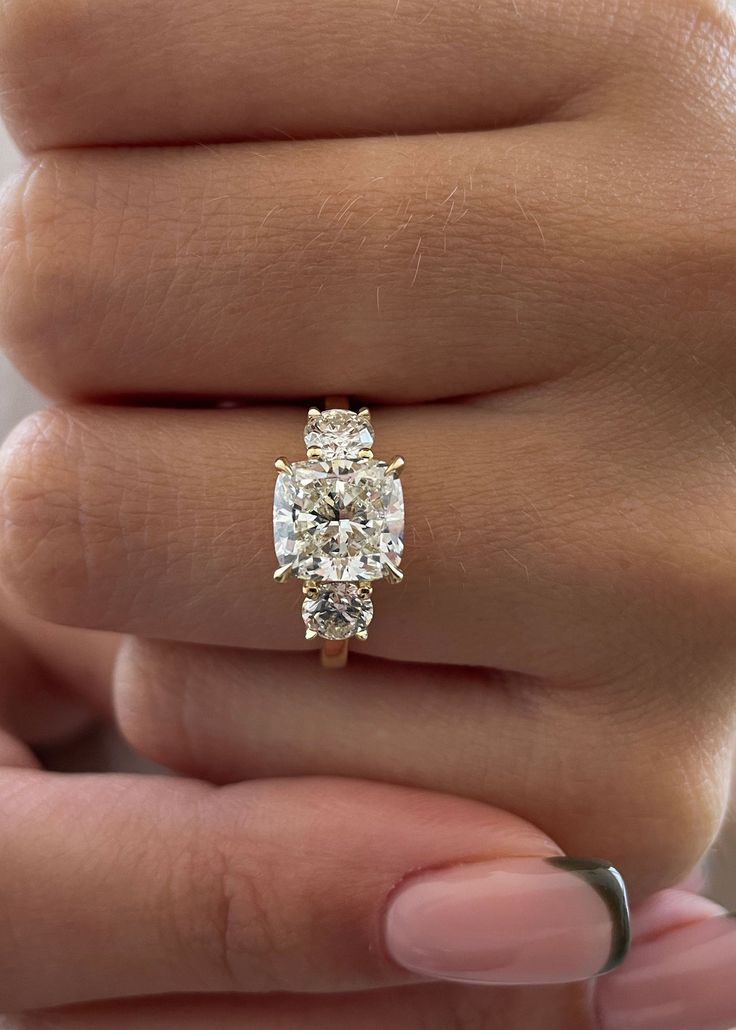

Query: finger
left=598, top=891, right=736, bottom=1030
left=9, top=890, right=730, bottom=1030
left=0, top=587, right=104, bottom=747
left=0, top=587, right=117, bottom=723
left=3, top=984, right=587, bottom=1030
left=0, top=615, right=87, bottom=745
left=114, top=641, right=731, bottom=896
left=1, top=126, right=631, bottom=403
left=2, top=402, right=729, bottom=676
left=630, top=889, right=726, bottom=944
left=0, top=725, right=36, bottom=768
left=0, top=769, right=630, bottom=1011
left=0, top=0, right=679, bottom=150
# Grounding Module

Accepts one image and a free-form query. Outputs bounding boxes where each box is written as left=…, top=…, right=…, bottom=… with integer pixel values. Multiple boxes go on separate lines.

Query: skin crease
left=0, top=0, right=735, bottom=1027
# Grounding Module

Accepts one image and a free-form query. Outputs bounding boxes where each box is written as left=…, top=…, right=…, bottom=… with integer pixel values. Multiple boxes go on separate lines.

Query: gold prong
left=358, top=448, right=374, bottom=460
left=358, top=407, right=371, bottom=420
left=303, top=582, right=320, bottom=598
left=274, top=457, right=294, bottom=475
left=305, top=628, right=319, bottom=641
left=384, top=559, right=404, bottom=584
left=308, top=407, right=321, bottom=419
left=273, top=564, right=293, bottom=583
left=386, top=456, right=405, bottom=477
left=355, top=630, right=369, bottom=641
left=307, top=446, right=324, bottom=459
left=358, top=584, right=373, bottom=598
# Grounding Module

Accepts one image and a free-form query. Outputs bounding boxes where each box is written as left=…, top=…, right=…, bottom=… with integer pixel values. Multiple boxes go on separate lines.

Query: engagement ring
left=273, top=402, right=405, bottom=667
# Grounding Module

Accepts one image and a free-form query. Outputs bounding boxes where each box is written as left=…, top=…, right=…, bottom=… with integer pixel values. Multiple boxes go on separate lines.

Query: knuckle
left=0, top=0, right=86, bottom=149
left=602, top=0, right=736, bottom=145
left=635, top=729, right=730, bottom=882
left=0, top=408, right=88, bottom=621
left=667, top=0, right=736, bottom=60
left=174, top=802, right=291, bottom=992
left=644, top=0, right=736, bottom=107
left=624, top=0, right=728, bottom=58
left=583, top=683, right=731, bottom=891
left=0, top=155, right=92, bottom=395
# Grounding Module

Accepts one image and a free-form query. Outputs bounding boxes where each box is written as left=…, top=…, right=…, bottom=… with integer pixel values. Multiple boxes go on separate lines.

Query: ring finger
left=0, top=399, right=721, bottom=674
left=0, top=763, right=628, bottom=1010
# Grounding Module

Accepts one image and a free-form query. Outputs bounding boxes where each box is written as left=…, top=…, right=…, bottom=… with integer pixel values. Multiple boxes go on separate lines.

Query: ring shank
left=321, top=638, right=349, bottom=669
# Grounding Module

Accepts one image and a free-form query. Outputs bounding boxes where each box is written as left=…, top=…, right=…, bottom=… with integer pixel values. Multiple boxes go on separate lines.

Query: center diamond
left=273, top=460, right=404, bottom=581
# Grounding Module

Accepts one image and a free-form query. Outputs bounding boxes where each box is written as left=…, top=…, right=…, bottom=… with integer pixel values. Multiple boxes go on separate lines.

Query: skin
left=0, top=0, right=735, bottom=1025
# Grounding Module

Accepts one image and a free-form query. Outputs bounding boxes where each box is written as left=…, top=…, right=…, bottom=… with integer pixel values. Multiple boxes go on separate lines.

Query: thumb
left=0, top=771, right=630, bottom=1011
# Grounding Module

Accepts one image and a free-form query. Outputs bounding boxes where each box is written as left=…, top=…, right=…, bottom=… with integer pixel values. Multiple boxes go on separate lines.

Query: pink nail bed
left=598, top=915, right=736, bottom=1030
left=384, top=855, right=629, bottom=986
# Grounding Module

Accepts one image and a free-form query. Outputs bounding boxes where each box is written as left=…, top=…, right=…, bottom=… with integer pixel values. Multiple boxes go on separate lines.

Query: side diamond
left=304, top=409, right=374, bottom=459
left=302, top=583, right=373, bottom=640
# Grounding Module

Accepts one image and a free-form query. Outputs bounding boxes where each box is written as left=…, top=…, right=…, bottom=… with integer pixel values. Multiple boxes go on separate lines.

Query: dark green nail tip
left=547, top=856, right=631, bottom=974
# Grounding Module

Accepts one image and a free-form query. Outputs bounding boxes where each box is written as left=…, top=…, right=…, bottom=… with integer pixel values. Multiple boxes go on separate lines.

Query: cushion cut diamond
left=273, top=459, right=404, bottom=581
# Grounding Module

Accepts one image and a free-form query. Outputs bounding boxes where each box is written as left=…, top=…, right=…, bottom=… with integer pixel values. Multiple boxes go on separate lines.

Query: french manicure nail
left=384, top=855, right=630, bottom=986
left=598, top=914, right=736, bottom=1030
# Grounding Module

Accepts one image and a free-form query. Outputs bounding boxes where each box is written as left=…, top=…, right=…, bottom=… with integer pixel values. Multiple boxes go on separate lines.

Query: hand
left=0, top=0, right=735, bottom=1026
left=0, top=598, right=732, bottom=1030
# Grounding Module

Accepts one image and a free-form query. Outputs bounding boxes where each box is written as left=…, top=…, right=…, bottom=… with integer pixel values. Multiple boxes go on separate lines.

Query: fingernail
left=384, top=855, right=630, bottom=986
left=598, top=914, right=736, bottom=1030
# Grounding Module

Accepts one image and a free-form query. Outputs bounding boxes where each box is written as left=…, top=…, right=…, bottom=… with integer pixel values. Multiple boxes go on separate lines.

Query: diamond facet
left=302, top=583, right=373, bottom=640
left=273, top=459, right=404, bottom=581
left=304, top=409, right=374, bottom=460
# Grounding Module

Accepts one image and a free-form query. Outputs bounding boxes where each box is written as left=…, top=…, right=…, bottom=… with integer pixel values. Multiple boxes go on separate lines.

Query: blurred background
left=1, top=120, right=735, bottom=908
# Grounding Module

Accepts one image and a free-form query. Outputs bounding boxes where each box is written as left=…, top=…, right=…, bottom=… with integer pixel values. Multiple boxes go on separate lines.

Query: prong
left=384, top=559, right=404, bottom=584
left=308, top=407, right=321, bottom=419
left=386, top=455, right=405, bottom=477
left=358, top=407, right=371, bottom=420
left=305, top=628, right=319, bottom=641
left=307, top=446, right=324, bottom=459
left=273, top=564, right=293, bottom=583
left=358, top=584, right=373, bottom=598
left=358, top=448, right=374, bottom=460
left=355, top=630, right=369, bottom=641
left=274, top=457, right=294, bottom=475
left=303, top=582, right=320, bottom=598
